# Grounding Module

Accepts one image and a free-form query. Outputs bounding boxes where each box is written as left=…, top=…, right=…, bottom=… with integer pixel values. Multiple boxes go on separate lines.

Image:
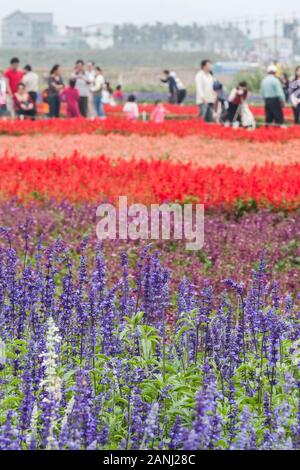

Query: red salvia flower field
left=0, top=154, right=299, bottom=209
left=1, top=116, right=300, bottom=141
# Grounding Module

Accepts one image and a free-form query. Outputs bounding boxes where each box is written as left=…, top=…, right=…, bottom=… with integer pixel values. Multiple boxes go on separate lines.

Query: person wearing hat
left=260, top=64, right=285, bottom=126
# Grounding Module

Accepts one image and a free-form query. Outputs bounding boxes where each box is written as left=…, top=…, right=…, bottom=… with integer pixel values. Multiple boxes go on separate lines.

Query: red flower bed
left=0, top=154, right=299, bottom=209
left=1, top=116, right=300, bottom=142
left=35, top=103, right=296, bottom=120
left=106, top=104, right=295, bottom=119
left=250, top=106, right=293, bottom=119
left=102, top=104, right=294, bottom=121
left=104, top=103, right=199, bottom=116
left=102, top=104, right=294, bottom=118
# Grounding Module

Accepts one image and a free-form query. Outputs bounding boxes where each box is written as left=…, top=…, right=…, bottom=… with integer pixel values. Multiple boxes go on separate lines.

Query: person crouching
left=13, top=82, right=35, bottom=120
left=226, top=81, right=248, bottom=123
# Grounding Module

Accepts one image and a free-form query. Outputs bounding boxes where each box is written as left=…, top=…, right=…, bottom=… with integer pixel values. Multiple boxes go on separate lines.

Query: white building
left=2, top=10, right=53, bottom=48
left=83, top=23, right=114, bottom=49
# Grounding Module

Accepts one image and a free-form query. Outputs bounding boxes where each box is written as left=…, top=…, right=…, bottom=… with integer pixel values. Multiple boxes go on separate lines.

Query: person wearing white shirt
left=90, top=67, right=106, bottom=118
left=86, top=61, right=96, bottom=84
left=102, top=81, right=116, bottom=106
left=195, top=60, right=215, bottom=122
left=170, top=71, right=186, bottom=104
left=86, top=61, right=96, bottom=118
left=123, top=95, right=139, bottom=120
left=71, top=60, right=90, bottom=117
left=23, top=65, right=39, bottom=109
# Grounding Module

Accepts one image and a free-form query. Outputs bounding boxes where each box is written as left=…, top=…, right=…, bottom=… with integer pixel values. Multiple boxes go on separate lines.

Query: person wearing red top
left=4, top=57, right=24, bottom=118
left=226, top=81, right=248, bottom=123
left=60, top=79, right=81, bottom=118
left=113, top=85, right=124, bottom=103
left=13, top=83, right=35, bottom=120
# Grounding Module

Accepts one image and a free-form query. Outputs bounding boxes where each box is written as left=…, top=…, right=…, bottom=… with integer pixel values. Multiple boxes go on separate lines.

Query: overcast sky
left=1, top=0, right=300, bottom=26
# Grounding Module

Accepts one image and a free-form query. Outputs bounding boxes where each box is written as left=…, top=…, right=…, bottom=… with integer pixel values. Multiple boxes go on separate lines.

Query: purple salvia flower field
left=0, top=228, right=299, bottom=449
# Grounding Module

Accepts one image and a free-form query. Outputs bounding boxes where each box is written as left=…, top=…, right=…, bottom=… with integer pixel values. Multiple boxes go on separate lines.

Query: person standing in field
left=60, top=79, right=81, bottom=118
left=23, top=65, right=39, bottom=112
left=260, top=64, right=285, bottom=126
left=213, top=80, right=228, bottom=123
left=60, top=78, right=80, bottom=118
left=289, top=66, right=300, bottom=125
left=90, top=67, right=106, bottom=118
left=160, top=70, right=178, bottom=104
left=86, top=61, right=96, bottom=118
left=4, top=57, right=24, bottom=118
left=48, top=65, right=64, bottom=118
left=71, top=60, right=90, bottom=118
left=195, top=59, right=215, bottom=122
left=170, top=71, right=187, bottom=104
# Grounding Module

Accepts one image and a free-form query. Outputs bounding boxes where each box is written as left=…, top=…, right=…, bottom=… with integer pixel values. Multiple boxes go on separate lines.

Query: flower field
left=35, top=102, right=295, bottom=121
left=0, top=114, right=300, bottom=451
left=102, top=103, right=295, bottom=122
left=1, top=116, right=300, bottom=142
left=0, top=155, right=300, bottom=209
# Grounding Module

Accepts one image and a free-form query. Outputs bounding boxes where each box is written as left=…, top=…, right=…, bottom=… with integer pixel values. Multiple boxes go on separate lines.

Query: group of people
left=46, top=60, right=126, bottom=119
left=1, top=55, right=300, bottom=127
left=0, top=59, right=38, bottom=119
left=195, top=59, right=255, bottom=127
left=195, top=58, right=300, bottom=127
left=266, top=63, right=300, bottom=125
left=0, top=57, right=125, bottom=120
left=0, top=56, right=173, bottom=123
